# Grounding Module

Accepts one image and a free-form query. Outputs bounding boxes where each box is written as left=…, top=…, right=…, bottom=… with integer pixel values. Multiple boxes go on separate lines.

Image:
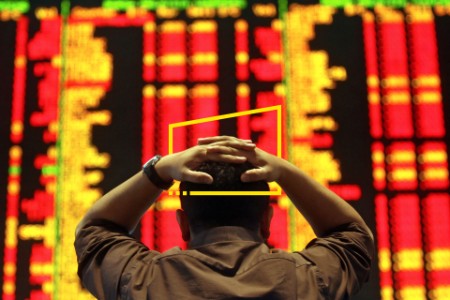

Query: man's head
left=177, top=161, right=273, bottom=241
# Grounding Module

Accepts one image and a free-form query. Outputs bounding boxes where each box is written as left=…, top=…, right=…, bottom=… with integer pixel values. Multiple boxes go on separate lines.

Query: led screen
left=1, top=1, right=450, bottom=299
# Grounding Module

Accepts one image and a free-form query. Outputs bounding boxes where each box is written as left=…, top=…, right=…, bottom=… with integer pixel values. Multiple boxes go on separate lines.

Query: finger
left=198, top=136, right=251, bottom=145
left=206, top=153, right=247, bottom=164
left=241, top=168, right=268, bottom=182
left=214, top=141, right=255, bottom=150
left=197, top=136, right=233, bottom=145
left=182, top=170, right=213, bottom=184
left=206, top=145, right=260, bottom=167
left=206, top=145, right=250, bottom=157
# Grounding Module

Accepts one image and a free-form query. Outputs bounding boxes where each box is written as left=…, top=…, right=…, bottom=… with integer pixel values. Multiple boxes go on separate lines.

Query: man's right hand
left=198, top=136, right=373, bottom=238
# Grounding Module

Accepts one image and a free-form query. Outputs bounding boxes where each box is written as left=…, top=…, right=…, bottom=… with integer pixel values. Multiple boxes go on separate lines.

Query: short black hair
left=179, top=161, right=269, bottom=232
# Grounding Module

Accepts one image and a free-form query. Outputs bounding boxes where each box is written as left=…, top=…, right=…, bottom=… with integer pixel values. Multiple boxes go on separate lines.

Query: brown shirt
left=75, top=221, right=373, bottom=300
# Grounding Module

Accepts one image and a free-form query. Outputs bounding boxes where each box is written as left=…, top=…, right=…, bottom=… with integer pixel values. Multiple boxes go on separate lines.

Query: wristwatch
left=142, top=155, right=174, bottom=190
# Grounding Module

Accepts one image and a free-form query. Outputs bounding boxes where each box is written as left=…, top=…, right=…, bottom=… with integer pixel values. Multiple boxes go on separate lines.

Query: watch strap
left=143, top=155, right=174, bottom=190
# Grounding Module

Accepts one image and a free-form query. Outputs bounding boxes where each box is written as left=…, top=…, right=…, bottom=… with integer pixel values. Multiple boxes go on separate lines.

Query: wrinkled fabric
left=75, top=220, right=373, bottom=300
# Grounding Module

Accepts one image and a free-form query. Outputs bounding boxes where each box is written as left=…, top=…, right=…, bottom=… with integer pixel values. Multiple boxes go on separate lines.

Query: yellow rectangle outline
left=174, top=191, right=280, bottom=196
left=168, top=105, right=282, bottom=196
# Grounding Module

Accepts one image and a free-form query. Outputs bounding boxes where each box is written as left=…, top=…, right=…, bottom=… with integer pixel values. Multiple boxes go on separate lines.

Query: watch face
left=150, top=156, right=159, bottom=166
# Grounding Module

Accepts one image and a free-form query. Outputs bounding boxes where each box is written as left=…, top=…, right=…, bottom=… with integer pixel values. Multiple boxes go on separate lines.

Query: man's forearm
left=76, top=171, right=161, bottom=235
left=276, top=159, right=371, bottom=237
left=76, top=143, right=250, bottom=236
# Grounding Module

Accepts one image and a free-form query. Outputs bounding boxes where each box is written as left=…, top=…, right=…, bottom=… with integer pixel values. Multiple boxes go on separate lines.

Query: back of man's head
left=179, top=161, right=269, bottom=233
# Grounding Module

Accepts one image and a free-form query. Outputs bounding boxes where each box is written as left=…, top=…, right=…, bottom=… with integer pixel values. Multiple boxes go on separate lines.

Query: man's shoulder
left=270, top=248, right=314, bottom=267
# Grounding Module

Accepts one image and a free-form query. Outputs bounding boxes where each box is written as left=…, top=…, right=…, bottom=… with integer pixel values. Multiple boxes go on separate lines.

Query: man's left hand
left=155, top=139, right=255, bottom=184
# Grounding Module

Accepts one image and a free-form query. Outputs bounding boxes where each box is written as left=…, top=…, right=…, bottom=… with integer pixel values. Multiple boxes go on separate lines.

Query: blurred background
left=1, top=0, right=450, bottom=299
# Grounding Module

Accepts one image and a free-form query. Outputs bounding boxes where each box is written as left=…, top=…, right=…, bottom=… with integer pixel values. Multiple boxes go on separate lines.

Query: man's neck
left=188, top=226, right=264, bottom=248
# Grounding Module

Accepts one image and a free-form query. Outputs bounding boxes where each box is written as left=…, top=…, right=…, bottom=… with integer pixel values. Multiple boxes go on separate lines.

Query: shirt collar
left=188, top=226, right=264, bottom=249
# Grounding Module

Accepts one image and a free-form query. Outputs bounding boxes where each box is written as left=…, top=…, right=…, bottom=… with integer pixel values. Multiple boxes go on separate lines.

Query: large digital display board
left=1, top=1, right=450, bottom=299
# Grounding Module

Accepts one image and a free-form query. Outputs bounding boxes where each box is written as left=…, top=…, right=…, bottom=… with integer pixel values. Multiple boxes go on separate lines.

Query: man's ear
left=260, top=205, right=273, bottom=240
left=176, top=209, right=191, bottom=242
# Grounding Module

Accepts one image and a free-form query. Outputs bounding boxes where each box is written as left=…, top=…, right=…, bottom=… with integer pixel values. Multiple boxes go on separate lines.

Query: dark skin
left=76, top=136, right=373, bottom=243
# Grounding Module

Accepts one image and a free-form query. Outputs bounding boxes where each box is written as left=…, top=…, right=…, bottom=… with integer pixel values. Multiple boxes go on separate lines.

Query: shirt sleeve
left=297, top=222, right=374, bottom=299
left=74, top=219, right=159, bottom=300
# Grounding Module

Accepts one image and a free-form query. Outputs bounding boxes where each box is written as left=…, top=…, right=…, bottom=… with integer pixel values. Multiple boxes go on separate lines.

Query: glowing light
left=1, top=3, right=450, bottom=299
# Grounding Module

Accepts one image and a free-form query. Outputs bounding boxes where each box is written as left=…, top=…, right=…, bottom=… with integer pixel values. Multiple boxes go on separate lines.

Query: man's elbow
left=75, top=218, right=88, bottom=238
left=361, top=223, right=375, bottom=255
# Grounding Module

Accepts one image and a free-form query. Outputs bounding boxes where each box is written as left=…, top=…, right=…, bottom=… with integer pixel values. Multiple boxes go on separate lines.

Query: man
left=75, top=136, right=374, bottom=299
